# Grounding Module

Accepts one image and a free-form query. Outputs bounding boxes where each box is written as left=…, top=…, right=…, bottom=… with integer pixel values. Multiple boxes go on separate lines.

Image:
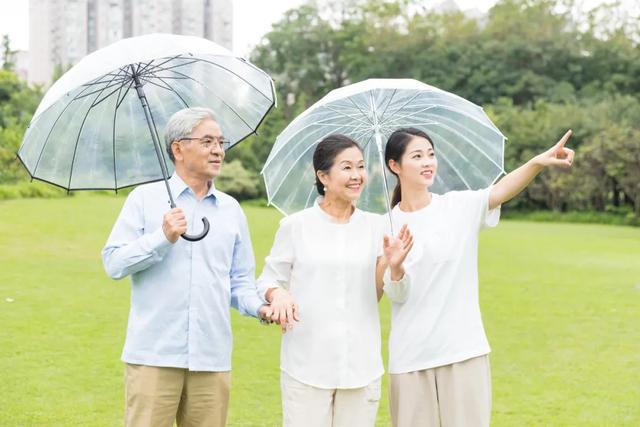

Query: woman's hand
left=533, top=129, right=575, bottom=168
left=383, top=224, right=414, bottom=280
left=489, top=129, right=575, bottom=209
left=265, top=287, right=299, bottom=333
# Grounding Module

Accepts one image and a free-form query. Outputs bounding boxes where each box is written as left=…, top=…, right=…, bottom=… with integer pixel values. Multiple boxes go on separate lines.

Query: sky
left=0, top=0, right=637, bottom=56
left=0, top=0, right=499, bottom=55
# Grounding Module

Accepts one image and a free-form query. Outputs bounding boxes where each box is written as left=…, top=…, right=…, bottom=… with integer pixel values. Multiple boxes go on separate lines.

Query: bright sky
left=0, top=0, right=637, bottom=55
left=0, top=0, right=498, bottom=55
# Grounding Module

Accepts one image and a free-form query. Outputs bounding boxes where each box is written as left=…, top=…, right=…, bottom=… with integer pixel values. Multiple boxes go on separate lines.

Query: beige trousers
left=389, top=355, right=491, bottom=427
left=280, top=371, right=381, bottom=427
left=124, top=363, right=230, bottom=427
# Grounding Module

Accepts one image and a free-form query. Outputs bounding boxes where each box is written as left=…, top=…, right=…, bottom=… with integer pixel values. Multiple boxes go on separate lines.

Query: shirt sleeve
left=101, top=189, right=173, bottom=280
left=383, top=268, right=411, bottom=303
left=255, top=216, right=295, bottom=300
left=229, top=208, right=265, bottom=318
left=456, top=187, right=501, bottom=231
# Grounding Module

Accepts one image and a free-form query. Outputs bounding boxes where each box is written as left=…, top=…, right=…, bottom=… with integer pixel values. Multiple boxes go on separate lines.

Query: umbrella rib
left=379, top=105, right=437, bottom=127
left=138, top=54, right=184, bottom=75
left=139, top=76, right=190, bottom=108
left=377, top=89, right=398, bottom=124
left=262, top=117, right=374, bottom=171
left=162, top=68, right=255, bottom=134
left=155, top=76, right=190, bottom=107
left=303, top=182, right=316, bottom=209
left=70, top=68, right=128, bottom=105
left=116, top=79, right=135, bottom=110
left=425, top=129, right=473, bottom=189
left=142, top=74, right=194, bottom=81
left=79, top=74, right=129, bottom=91
left=67, top=75, right=123, bottom=189
left=81, top=72, right=128, bottom=86
left=144, top=58, right=200, bottom=74
left=266, top=121, right=360, bottom=198
left=347, top=97, right=375, bottom=127
left=384, top=102, right=504, bottom=138
left=399, top=118, right=504, bottom=171
left=322, top=105, right=374, bottom=127
left=90, top=82, right=130, bottom=109
left=378, top=92, right=423, bottom=125
left=112, top=82, right=125, bottom=190
left=428, top=125, right=497, bottom=188
left=153, top=56, right=274, bottom=102
left=86, top=68, right=129, bottom=109
left=31, top=83, right=94, bottom=177
left=358, top=130, right=377, bottom=151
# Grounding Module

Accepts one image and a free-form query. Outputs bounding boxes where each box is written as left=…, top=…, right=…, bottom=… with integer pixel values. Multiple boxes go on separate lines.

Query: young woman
left=383, top=127, right=574, bottom=427
left=256, top=134, right=413, bottom=427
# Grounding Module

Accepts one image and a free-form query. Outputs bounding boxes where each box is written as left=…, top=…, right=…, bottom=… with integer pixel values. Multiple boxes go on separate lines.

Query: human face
left=318, top=146, right=367, bottom=203
left=393, top=136, right=437, bottom=189
left=172, top=119, right=225, bottom=181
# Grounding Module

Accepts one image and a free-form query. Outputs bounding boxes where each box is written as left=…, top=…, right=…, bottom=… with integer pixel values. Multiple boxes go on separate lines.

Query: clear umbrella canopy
left=262, top=79, right=506, bottom=215
left=18, top=33, right=276, bottom=191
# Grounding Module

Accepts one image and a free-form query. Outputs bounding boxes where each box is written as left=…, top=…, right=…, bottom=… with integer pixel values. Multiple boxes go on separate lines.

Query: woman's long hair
left=384, top=128, right=435, bottom=207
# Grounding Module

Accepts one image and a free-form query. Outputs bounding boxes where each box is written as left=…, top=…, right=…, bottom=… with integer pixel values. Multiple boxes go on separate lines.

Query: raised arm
left=376, top=224, right=413, bottom=302
left=489, top=130, right=574, bottom=210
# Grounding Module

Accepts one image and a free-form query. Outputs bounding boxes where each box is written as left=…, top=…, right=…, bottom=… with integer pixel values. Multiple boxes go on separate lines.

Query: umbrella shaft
left=131, top=65, right=177, bottom=208
left=375, top=131, right=394, bottom=235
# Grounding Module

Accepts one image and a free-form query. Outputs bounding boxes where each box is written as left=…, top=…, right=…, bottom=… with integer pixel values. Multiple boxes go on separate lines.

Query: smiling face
left=172, top=119, right=225, bottom=181
left=317, top=146, right=367, bottom=203
left=390, top=136, right=437, bottom=189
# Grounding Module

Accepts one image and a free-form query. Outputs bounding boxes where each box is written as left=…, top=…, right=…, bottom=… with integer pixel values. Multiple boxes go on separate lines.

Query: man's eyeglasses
left=177, top=136, right=229, bottom=150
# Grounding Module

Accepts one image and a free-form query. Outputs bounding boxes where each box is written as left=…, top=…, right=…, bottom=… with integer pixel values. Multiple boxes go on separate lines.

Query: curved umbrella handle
left=181, top=217, right=210, bottom=242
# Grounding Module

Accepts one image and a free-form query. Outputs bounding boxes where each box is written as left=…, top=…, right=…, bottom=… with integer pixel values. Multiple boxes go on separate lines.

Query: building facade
left=28, top=0, right=233, bottom=85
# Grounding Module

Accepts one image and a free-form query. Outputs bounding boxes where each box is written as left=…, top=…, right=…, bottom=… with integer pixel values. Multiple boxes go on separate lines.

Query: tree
left=215, top=160, right=262, bottom=200
left=1, top=34, right=15, bottom=71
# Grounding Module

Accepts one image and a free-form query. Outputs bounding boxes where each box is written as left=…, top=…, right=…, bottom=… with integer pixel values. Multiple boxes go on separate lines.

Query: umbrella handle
left=181, top=217, right=210, bottom=242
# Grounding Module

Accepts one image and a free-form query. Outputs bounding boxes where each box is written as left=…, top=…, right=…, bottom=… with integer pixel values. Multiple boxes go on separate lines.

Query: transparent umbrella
left=17, top=33, right=276, bottom=241
left=262, top=78, right=505, bottom=219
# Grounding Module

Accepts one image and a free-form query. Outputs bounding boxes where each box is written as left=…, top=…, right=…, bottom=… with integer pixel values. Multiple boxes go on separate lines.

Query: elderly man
left=102, top=107, right=272, bottom=427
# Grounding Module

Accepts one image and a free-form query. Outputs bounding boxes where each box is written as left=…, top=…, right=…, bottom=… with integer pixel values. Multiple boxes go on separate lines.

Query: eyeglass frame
left=175, top=135, right=229, bottom=151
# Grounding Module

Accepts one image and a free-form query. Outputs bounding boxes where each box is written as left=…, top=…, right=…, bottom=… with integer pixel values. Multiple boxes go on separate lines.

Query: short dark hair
left=384, top=128, right=435, bottom=207
left=313, top=134, right=363, bottom=196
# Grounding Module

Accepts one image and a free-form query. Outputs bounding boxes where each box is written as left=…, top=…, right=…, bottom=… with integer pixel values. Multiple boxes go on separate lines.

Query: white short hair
left=164, top=107, right=217, bottom=162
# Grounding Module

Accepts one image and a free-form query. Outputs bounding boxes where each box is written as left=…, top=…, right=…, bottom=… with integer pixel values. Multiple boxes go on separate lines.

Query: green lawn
left=1, top=195, right=639, bottom=426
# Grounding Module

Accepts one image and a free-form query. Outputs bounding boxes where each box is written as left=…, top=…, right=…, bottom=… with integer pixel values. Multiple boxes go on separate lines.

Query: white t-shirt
left=256, top=203, right=385, bottom=389
left=388, top=187, right=500, bottom=374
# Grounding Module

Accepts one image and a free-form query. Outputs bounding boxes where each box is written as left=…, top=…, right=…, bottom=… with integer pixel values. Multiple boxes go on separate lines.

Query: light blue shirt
left=102, top=173, right=265, bottom=371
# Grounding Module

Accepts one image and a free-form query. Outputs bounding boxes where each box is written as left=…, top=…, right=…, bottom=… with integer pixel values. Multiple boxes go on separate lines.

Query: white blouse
left=256, top=203, right=384, bottom=389
left=388, top=188, right=500, bottom=374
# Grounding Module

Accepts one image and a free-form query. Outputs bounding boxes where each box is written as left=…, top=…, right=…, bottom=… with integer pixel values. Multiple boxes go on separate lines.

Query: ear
left=316, top=170, right=329, bottom=187
left=388, top=159, right=401, bottom=175
left=171, top=141, right=183, bottom=162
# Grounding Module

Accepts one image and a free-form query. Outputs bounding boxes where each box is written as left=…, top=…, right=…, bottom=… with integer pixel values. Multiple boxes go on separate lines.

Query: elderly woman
left=257, top=134, right=413, bottom=427
left=383, top=127, right=574, bottom=427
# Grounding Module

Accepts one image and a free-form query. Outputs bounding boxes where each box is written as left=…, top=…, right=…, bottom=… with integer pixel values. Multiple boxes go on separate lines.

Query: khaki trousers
left=389, top=355, right=491, bottom=427
left=280, top=371, right=381, bottom=427
left=124, top=363, right=230, bottom=427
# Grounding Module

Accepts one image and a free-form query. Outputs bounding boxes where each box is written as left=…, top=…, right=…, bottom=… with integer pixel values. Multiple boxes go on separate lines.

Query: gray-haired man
left=102, top=107, right=273, bottom=426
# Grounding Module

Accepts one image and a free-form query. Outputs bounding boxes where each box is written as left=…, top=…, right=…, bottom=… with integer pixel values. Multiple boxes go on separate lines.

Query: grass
left=0, top=195, right=639, bottom=426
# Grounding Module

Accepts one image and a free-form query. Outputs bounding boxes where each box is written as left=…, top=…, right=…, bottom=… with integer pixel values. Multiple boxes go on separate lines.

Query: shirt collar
left=312, top=196, right=360, bottom=223
left=169, top=173, right=218, bottom=204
